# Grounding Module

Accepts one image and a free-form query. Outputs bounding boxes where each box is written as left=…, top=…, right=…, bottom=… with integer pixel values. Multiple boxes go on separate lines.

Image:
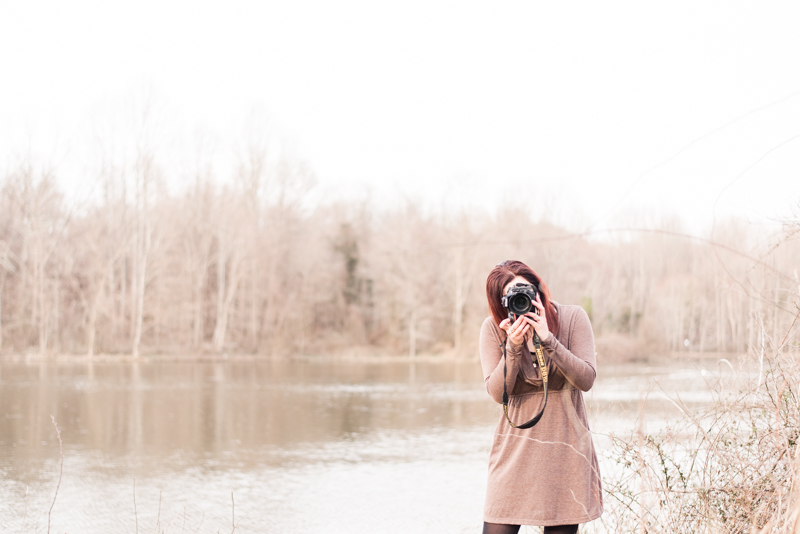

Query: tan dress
left=479, top=302, right=603, bottom=526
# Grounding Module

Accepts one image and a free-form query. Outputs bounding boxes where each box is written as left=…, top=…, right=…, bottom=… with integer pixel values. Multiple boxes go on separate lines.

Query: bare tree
left=1, top=143, right=797, bottom=359
left=1, top=161, right=69, bottom=353
left=211, top=190, right=244, bottom=352
left=0, top=239, right=16, bottom=350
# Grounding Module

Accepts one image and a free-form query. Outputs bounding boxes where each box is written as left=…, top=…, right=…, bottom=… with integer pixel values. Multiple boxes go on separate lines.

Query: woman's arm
left=479, top=317, right=525, bottom=404
left=541, top=307, right=597, bottom=391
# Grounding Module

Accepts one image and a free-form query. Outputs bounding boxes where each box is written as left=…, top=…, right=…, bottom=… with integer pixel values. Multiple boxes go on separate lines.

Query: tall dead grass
left=600, top=312, right=800, bottom=533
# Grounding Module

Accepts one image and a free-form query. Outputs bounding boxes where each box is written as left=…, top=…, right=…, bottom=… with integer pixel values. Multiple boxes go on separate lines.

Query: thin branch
left=777, top=307, right=800, bottom=353
left=153, top=490, right=162, bottom=534
left=134, top=479, right=138, bottom=534
left=192, top=512, right=205, bottom=534
left=47, top=415, right=63, bottom=534
left=18, top=486, right=29, bottom=534
left=230, top=490, right=237, bottom=533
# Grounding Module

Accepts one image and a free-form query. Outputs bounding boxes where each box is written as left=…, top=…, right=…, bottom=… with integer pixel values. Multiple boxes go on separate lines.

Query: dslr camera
left=502, top=283, right=539, bottom=321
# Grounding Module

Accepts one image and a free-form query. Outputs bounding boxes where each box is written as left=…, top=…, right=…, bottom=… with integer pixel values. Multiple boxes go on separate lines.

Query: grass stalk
left=47, top=415, right=63, bottom=534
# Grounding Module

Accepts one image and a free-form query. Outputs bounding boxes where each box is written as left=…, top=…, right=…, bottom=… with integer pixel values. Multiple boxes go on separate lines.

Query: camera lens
left=509, top=293, right=532, bottom=315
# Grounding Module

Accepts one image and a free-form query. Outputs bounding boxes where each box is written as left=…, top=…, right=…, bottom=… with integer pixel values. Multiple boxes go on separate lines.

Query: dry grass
left=599, top=314, right=800, bottom=534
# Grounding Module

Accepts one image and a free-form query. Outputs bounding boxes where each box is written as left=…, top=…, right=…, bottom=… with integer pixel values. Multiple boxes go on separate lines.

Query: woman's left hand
left=529, top=294, right=551, bottom=343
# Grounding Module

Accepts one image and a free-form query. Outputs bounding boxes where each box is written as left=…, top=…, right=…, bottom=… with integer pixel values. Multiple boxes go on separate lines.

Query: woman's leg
left=543, top=524, right=579, bottom=534
left=482, top=522, right=520, bottom=534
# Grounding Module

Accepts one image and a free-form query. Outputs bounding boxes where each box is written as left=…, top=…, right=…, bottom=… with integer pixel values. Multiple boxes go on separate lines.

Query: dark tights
left=482, top=523, right=579, bottom=534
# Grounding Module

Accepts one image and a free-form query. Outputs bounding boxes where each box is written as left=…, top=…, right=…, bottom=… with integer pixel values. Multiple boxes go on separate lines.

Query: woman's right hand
left=498, top=314, right=534, bottom=347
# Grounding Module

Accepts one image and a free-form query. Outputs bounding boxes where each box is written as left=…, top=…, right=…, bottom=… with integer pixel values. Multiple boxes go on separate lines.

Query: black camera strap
left=500, top=331, right=549, bottom=429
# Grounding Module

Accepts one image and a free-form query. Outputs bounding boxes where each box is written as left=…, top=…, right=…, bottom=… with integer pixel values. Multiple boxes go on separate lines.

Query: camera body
left=502, top=282, right=539, bottom=321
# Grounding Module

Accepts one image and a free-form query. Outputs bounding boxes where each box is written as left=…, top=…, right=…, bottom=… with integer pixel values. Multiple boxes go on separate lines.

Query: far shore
left=0, top=351, right=479, bottom=364
left=0, top=349, right=746, bottom=365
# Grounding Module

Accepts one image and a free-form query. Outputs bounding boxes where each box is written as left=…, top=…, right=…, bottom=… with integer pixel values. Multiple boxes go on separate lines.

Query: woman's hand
left=499, top=295, right=552, bottom=346
left=530, top=294, right=551, bottom=343
left=499, top=314, right=534, bottom=347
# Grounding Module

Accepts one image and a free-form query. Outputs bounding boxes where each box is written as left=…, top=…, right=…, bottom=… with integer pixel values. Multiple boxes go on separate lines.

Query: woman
left=479, top=260, right=602, bottom=534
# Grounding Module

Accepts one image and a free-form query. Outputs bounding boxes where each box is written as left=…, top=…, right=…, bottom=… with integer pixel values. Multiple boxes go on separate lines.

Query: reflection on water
left=0, top=357, right=732, bottom=533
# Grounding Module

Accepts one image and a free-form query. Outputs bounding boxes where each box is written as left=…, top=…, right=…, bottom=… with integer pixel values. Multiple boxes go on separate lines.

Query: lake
left=0, top=356, right=734, bottom=533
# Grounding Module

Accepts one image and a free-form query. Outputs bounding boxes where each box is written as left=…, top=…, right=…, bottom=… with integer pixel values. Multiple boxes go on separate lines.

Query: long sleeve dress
left=479, top=301, right=603, bottom=526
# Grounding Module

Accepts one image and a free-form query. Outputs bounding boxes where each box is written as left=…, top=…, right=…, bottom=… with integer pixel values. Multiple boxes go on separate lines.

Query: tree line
left=0, top=149, right=798, bottom=359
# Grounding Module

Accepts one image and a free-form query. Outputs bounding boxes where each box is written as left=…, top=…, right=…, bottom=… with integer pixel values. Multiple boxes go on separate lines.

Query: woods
left=0, top=149, right=798, bottom=359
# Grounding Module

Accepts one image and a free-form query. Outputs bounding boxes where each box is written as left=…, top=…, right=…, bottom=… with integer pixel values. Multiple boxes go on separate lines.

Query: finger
left=523, top=329, right=533, bottom=341
left=499, top=318, right=510, bottom=330
left=531, top=299, right=544, bottom=313
left=511, top=323, right=528, bottom=339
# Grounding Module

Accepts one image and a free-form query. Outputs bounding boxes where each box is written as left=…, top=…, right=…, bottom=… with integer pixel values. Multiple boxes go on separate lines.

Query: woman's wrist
left=506, top=339, right=524, bottom=353
left=537, top=331, right=551, bottom=343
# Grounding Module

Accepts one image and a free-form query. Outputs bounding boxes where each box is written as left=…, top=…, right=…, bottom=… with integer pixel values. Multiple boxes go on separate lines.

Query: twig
left=192, top=511, right=205, bottom=534
left=718, top=358, right=735, bottom=375
left=568, top=488, right=590, bottom=519
left=163, top=511, right=178, bottom=534
left=18, top=486, right=29, bottom=534
left=47, top=415, right=63, bottom=534
left=777, top=307, right=800, bottom=353
left=134, top=479, right=138, bottom=534
left=231, top=491, right=236, bottom=533
left=153, top=490, right=162, bottom=534
left=33, top=510, right=43, bottom=534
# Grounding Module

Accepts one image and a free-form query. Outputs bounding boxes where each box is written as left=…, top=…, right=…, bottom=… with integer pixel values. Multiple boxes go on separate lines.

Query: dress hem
left=483, top=510, right=603, bottom=527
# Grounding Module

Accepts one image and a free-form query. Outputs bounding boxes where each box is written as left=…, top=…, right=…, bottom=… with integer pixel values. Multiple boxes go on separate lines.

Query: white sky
left=2, top=1, right=799, bottom=235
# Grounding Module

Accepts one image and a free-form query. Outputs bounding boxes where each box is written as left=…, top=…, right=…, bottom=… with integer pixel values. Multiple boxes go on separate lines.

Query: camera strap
left=500, top=331, right=549, bottom=429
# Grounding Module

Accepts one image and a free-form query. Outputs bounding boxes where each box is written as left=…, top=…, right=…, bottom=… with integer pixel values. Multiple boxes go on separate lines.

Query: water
left=0, top=357, right=734, bottom=533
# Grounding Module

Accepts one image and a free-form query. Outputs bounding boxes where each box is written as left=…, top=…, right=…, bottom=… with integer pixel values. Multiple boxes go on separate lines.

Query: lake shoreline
left=0, top=349, right=746, bottom=365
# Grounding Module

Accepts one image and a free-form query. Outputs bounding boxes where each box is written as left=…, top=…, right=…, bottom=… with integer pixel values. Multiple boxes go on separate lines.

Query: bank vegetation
left=0, top=145, right=798, bottom=360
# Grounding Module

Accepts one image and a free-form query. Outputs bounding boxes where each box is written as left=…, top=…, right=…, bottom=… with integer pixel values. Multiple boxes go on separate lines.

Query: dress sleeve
left=541, top=307, right=597, bottom=392
left=479, top=317, right=525, bottom=404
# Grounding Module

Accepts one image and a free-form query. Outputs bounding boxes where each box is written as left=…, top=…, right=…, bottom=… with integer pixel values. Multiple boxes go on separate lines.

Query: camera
left=502, top=283, right=539, bottom=321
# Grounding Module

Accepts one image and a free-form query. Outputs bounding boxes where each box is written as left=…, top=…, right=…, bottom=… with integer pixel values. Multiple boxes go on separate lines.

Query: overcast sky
left=2, top=1, right=799, bottom=235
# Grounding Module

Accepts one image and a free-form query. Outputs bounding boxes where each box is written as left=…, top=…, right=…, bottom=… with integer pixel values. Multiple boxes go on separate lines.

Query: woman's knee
left=543, top=524, right=579, bottom=534
left=482, top=522, right=521, bottom=534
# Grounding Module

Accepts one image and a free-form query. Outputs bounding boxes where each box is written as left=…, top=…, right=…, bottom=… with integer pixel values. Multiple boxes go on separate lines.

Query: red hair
left=485, top=260, right=559, bottom=336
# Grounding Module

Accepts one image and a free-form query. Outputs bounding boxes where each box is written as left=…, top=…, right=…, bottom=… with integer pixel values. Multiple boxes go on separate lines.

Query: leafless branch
left=46, top=415, right=63, bottom=534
